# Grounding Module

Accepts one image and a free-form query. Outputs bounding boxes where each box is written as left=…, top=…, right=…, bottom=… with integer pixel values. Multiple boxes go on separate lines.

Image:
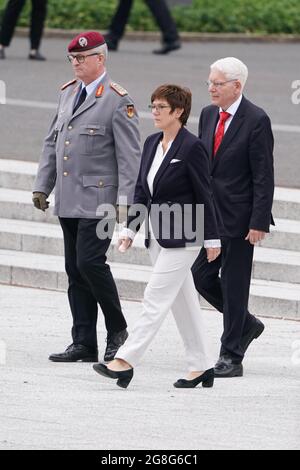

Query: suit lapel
left=143, top=133, right=162, bottom=198
left=152, top=127, right=187, bottom=195
left=212, top=97, right=246, bottom=172
left=207, top=107, right=219, bottom=161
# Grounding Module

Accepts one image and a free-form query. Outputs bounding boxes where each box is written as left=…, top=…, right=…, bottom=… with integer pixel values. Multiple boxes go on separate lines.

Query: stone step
left=0, top=218, right=300, bottom=283
left=0, top=248, right=298, bottom=319
left=0, top=159, right=300, bottom=221
left=261, top=218, right=300, bottom=251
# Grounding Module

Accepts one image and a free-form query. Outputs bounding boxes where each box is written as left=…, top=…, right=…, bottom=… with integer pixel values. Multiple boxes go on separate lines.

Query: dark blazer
left=199, top=96, right=275, bottom=238
left=127, top=127, right=220, bottom=248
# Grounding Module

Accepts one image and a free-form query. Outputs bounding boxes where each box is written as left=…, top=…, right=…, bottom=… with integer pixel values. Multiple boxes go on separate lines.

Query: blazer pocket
left=80, top=125, right=106, bottom=154
left=170, top=159, right=183, bottom=164
left=82, top=174, right=118, bottom=209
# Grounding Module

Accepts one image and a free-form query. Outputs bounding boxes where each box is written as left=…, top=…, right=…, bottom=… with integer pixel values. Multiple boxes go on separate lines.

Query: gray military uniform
left=34, top=73, right=141, bottom=218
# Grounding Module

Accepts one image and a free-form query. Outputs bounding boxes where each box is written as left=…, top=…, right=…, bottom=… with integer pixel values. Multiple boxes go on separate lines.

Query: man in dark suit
left=105, top=0, right=181, bottom=54
left=192, top=57, right=275, bottom=378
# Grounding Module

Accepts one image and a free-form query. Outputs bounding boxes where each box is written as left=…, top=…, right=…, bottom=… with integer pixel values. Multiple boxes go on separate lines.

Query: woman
left=93, top=84, right=221, bottom=389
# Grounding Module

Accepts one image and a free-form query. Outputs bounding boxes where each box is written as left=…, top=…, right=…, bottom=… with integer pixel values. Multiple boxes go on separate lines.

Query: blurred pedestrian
left=106, top=0, right=181, bottom=54
left=0, top=0, right=47, bottom=60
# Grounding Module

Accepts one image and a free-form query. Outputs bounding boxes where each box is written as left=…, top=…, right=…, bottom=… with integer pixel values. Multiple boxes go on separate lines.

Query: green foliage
left=0, top=0, right=299, bottom=34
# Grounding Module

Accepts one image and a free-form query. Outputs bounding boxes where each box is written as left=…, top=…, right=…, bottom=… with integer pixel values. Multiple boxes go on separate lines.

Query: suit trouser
left=116, top=234, right=214, bottom=372
left=109, top=0, right=179, bottom=44
left=59, top=218, right=127, bottom=351
left=192, top=238, right=257, bottom=362
left=0, top=0, right=47, bottom=49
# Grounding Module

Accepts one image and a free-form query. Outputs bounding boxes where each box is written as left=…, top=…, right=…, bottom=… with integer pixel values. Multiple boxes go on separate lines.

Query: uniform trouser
left=109, top=0, right=179, bottom=44
left=116, top=234, right=214, bottom=372
left=59, top=218, right=127, bottom=351
left=0, top=0, right=47, bottom=49
left=192, top=238, right=257, bottom=362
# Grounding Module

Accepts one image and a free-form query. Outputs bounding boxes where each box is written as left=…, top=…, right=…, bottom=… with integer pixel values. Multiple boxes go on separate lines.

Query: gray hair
left=210, top=57, right=248, bottom=90
left=91, top=43, right=108, bottom=61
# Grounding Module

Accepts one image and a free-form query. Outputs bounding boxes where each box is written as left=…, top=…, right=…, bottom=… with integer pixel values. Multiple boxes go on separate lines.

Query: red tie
left=213, top=111, right=231, bottom=156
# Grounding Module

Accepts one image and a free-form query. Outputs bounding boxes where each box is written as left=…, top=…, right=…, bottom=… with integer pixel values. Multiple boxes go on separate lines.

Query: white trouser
left=116, top=232, right=214, bottom=372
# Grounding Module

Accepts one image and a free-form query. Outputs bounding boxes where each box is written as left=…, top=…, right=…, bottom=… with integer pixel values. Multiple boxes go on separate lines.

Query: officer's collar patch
left=110, top=82, right=128, bottom=97
left=96, top=85, right=104, bottom=98
left=61, top=79, right=77, bottom=91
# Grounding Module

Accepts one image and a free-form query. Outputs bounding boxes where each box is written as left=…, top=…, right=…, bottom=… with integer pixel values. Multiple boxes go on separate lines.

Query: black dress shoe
left=214, top=356, right=243, bottom=378
left=105, top=35, right=119, bottom=51
left=28, top=51, right=46, bottom=61
left=241, top=318, right=265, bottom=354
left=93, top=363, right=133, bottom=388
left=174, top=368, right=214, bottom=389
left=0, top=48, right=5, bottom=59
left=153, top=40, right=181, bottom=55
left=104, top=328, right=128, bottom=362
left=49, top=344, right=98, bottom=362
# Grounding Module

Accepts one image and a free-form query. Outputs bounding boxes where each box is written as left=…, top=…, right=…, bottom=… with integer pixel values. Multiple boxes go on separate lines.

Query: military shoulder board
left=61, top=79, right=77, bottom=91
left=110, top=82, right=128, bottom=97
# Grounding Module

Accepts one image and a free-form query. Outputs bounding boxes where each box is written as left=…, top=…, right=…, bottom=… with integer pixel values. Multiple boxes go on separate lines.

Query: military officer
left=33, top=31, right=141, bottom=363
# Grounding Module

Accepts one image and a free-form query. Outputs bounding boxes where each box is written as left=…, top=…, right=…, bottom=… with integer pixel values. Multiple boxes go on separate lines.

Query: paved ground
left=0, top=284, right=299, bottom=450
left=0, top=37, right=299, bottom=187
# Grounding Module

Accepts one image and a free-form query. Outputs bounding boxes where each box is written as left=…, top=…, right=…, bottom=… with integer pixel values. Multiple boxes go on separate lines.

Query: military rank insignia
left=110, top=82, right=128, bottom=97
left=96, top=85, right=104, bottom=98
left=126, top=104, right=135, bottom=118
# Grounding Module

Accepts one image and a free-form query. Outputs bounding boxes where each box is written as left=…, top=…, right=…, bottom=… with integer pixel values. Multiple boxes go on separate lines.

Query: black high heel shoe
left=93, top=363, right=133, bottom=389
left=173, top=368, right=214, bottom=389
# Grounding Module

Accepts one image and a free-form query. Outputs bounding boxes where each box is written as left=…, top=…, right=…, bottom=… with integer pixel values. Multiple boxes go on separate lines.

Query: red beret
left=68, top=31, right=106, bottom=53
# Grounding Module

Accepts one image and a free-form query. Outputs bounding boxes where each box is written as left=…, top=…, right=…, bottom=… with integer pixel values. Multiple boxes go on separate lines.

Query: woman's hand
left=206, top=247, right=221, bottom=263
left=118, top=236, right=133, bottom=253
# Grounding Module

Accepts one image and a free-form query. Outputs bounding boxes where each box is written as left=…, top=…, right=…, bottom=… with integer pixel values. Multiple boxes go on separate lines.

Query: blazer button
left=99, top=181, right=103, bottom=187
left=89, top=129, right=95, bottom=134
left=68, top=125, right=73, bottom=131
left=63, top=172, right=68, bottom=177
left=65, top=140, right=70, bottom=146
left=64, top=156, right=69, bottom=161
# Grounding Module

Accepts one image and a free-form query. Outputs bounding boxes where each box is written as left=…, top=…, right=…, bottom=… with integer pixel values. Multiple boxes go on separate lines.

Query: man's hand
left=118, top=236, right=133, bottom=253
left=245, top=229, right=266, bottom=245
left=206, top=247, right=221, bottom=263
left=32, top=192, right=49, bottom=212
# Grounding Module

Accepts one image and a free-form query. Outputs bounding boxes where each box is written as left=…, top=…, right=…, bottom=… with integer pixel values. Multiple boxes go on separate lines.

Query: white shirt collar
left=219, top=94, right=243, bottom=117
left=81, top=71, right=106, bottom=97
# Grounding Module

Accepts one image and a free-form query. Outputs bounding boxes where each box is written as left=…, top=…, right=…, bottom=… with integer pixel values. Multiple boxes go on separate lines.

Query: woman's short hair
left=151, top=84, right=192, bottom=126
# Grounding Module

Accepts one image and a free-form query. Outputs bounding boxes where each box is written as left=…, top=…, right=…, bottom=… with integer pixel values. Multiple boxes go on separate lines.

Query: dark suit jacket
left=199, top=96, right=275, bottom=238
left=127, top=127, right=220, bottom=248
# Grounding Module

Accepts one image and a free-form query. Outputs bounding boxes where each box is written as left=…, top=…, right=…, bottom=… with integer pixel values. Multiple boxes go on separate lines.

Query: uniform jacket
left=34, top=73, right=141, bottom=218
left=128, top=127, right=220, bottom=248
left=199, top=96, right=275, bottom=238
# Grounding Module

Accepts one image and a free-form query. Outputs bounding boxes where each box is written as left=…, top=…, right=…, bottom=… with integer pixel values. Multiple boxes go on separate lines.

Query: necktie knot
left=219, top=111, right=231, bottom=123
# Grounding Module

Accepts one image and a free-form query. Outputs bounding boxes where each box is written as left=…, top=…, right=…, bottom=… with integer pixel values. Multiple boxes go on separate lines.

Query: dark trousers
left=0, top=0, right=47, bottom=49
left=192, top=238, right=257, bottom=362
left=109, top=0, right=179, bottom=43
left=59, top=218, right=127, bottom=351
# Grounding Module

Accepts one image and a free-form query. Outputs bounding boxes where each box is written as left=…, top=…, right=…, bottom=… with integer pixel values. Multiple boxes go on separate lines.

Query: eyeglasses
left=205, top=79, right=238, bottom=88
left=148, top=104, right=171, bottom=112
left=67, top=53, right=101, bottom=64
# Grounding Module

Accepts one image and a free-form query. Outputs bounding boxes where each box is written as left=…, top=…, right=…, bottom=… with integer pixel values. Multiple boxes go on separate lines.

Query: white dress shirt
left=216, top=94, right=243, bottom=134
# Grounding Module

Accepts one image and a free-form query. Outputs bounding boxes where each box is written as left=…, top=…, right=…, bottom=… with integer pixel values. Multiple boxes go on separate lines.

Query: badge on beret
left=79, top=37, right=88, bottom=48
left=126, top=104, right=135, bottom=118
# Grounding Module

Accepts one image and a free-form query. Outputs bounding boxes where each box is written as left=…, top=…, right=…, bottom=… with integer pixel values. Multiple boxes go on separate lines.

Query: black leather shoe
left=105, top=35, right=119, bottom=51
left=153, top=40, right=181, bottom=55
left=104, top=329, right=128, bottom=362
left=174, top=368, right=214, bottom=388
left=49, top=344, right=98, bottom=362
left=28, top=51, right=46, bottom=61
left=0, top=48, right=5, bottom=59
left=214, top=356, right=243, bottom=378
left=93, top=363, right=133, bottom=388
left=241, top=318, right=265, bottom=354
